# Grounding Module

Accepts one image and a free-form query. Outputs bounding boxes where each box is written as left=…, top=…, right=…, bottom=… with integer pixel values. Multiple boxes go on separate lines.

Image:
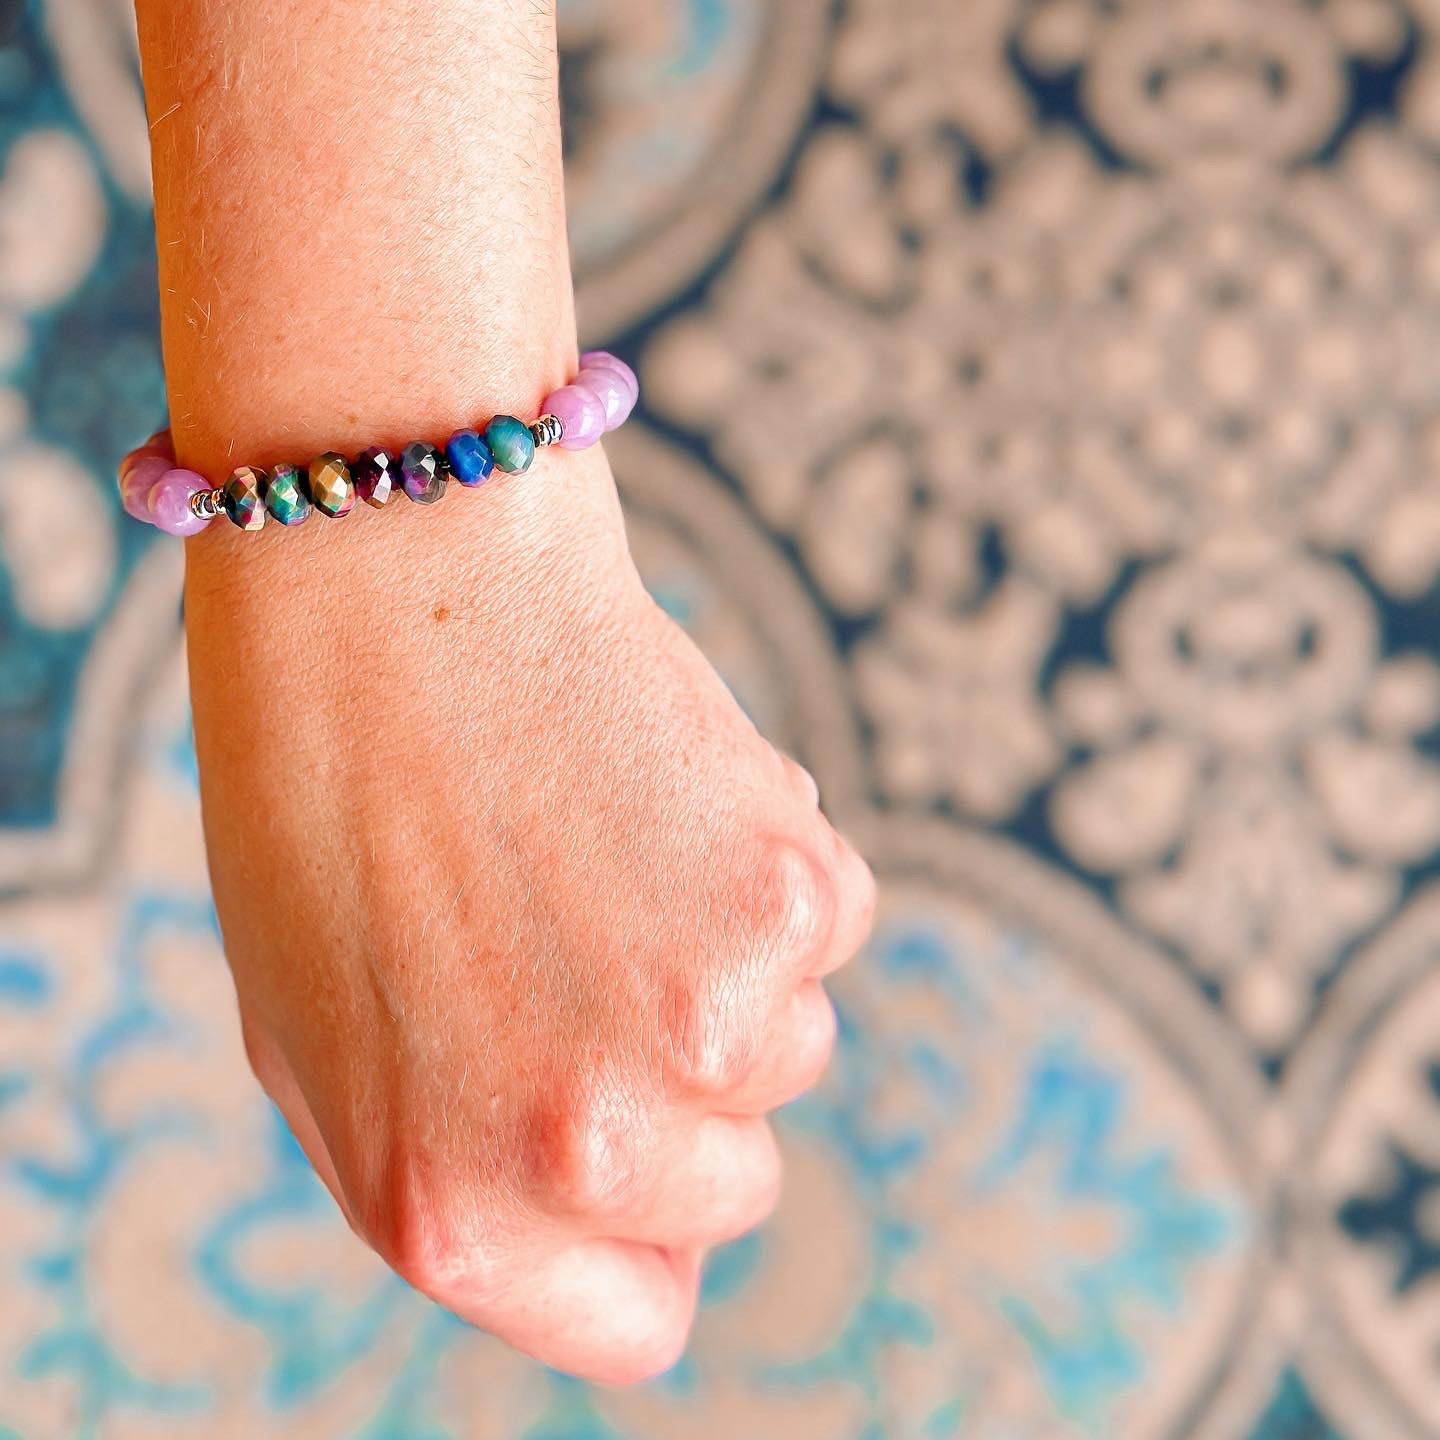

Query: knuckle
left=606, top=1319, right=694, bottom=1387
left=362, top=1149, right=472, bottom=1297
left=728, top=837, right=837, bottom=976
left=689, top=1124, right=783, bottom=1247
left=795, top=983, right=838, bottom=1074
left=529, top=1079, right=652, bottom=1219
left=749, top=1173, right=782, bottom=1235
left=238, top=1016, right=296, bottom=1100
left=661, top=971, right=764, bottom=1095
left=793, top=1007, right=837, bottom=1099
left=237, top=1017, right=270, bottom=1085
left=368, top=1196, right=446, bottom=1294
left=779, top=753, right=820, bottom=808
left=747, top=1129, right=784, bottom=1219
left=851, top=849, right=879, bottom=935
left=812, top=836, right=877, bottom=976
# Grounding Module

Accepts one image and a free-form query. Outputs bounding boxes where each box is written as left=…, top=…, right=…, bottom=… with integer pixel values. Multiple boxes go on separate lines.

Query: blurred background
left=3, top=0, right=1440, bottom=1435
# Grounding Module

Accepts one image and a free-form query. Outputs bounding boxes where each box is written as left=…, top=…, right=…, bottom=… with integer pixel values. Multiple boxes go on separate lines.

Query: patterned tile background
left=2, top=0, right=1439, bottom=1435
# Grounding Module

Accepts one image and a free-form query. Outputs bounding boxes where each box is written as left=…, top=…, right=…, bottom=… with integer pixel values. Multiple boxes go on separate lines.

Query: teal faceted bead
left=485, top=414, right=535, bottom=474
left=261, top=463, right=312, bottom=526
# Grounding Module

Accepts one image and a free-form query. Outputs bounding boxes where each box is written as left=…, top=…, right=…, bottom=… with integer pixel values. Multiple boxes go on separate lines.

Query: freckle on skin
left=434, top=604, right=450, bottom=623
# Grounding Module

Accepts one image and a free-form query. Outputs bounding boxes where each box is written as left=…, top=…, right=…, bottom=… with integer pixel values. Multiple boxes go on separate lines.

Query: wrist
left=127, top=344, right=637, bottom=548
left=181, top=441, right=627, bottom=620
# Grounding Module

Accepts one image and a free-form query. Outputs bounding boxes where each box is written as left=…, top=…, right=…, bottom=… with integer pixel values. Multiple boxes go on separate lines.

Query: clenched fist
left=184, top=442, right=875, bottom=1384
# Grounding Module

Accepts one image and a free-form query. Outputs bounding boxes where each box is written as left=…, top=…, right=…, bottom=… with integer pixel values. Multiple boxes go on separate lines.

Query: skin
left=134, top=0, right=875, bottom=1384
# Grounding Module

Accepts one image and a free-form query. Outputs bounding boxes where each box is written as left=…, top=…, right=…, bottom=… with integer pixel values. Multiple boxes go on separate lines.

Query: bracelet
left=116, top=351, right=638, bottom=537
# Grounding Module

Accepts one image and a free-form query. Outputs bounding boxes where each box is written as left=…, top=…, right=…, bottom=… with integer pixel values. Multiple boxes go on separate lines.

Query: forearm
left=137, top=0, right=627, bottom=945
left=135, top=0, right=575, bottom=487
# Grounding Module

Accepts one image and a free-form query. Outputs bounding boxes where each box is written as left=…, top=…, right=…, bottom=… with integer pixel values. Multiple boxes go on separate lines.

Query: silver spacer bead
left=189, top=487, right=225, bottom=520
left=529, top=414, right=564, bottom=448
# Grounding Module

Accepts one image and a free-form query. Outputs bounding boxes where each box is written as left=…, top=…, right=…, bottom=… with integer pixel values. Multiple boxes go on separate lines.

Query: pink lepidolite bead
left=579, top=350, right=638, bottom=392
left=542, top=383, right=607, bottom=450
left=119, top=453, right=171, bottom=521
left=147, top=467, right=212, bottom=537
left=577, top=351, right=638, bottom=430
left=575, top=370, right=630, bottom=430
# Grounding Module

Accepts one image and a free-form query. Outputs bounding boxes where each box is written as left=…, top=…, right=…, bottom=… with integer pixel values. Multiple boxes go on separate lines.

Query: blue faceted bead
left=445, top=428, right=495, bottom=487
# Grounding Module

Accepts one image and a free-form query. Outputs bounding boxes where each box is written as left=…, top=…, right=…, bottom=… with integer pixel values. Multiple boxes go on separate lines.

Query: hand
left=183, top=442, right=875, bottom=1384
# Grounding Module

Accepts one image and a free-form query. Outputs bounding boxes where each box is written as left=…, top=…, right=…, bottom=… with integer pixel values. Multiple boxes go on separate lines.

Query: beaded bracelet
left=116, top=351, right=638, bottom=537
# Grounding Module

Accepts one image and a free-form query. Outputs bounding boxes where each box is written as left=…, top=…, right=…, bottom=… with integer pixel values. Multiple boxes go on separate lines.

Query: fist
left=188, top=453, right=876, bottom=1384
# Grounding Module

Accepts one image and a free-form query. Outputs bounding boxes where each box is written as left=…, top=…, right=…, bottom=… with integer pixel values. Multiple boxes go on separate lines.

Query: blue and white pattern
left=3, top=0, right=1439, bottom=1435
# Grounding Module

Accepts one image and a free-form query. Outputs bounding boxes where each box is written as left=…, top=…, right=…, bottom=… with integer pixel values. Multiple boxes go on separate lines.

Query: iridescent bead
left=577, top=357, right=638, bottom=432
left=222, top=466, right=267, bottom=531
left=119, top=454, right=171, bottom=521
left=261, top=462, right=312, bottom=526
left=542, top=384, right=606, bottom=451
left=399, top=441, right=446, bottom=503
left=484, top=414, right=535, bottom=474
left=445, top=428, right=495, bottom=486
left=353, top=446, right=399, bottom=507
left=308, top=452, right=356, bottom=517
left=148, top=467, right=213, bottom=537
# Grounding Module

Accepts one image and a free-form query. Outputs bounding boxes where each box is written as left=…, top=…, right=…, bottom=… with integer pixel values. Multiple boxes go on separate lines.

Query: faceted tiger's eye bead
left=261, top=462, right=312, bottom=526
left=353, top=445, right=398, bottom=507
left=308, top=452, right=356, bottom=518
left=222, top=466, right=267, bottom=531
left=400, top=441, right=446, bottom=503
left=485, top=414, right=535, bottom=474
left=445, top=428, right=494, bottom=486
